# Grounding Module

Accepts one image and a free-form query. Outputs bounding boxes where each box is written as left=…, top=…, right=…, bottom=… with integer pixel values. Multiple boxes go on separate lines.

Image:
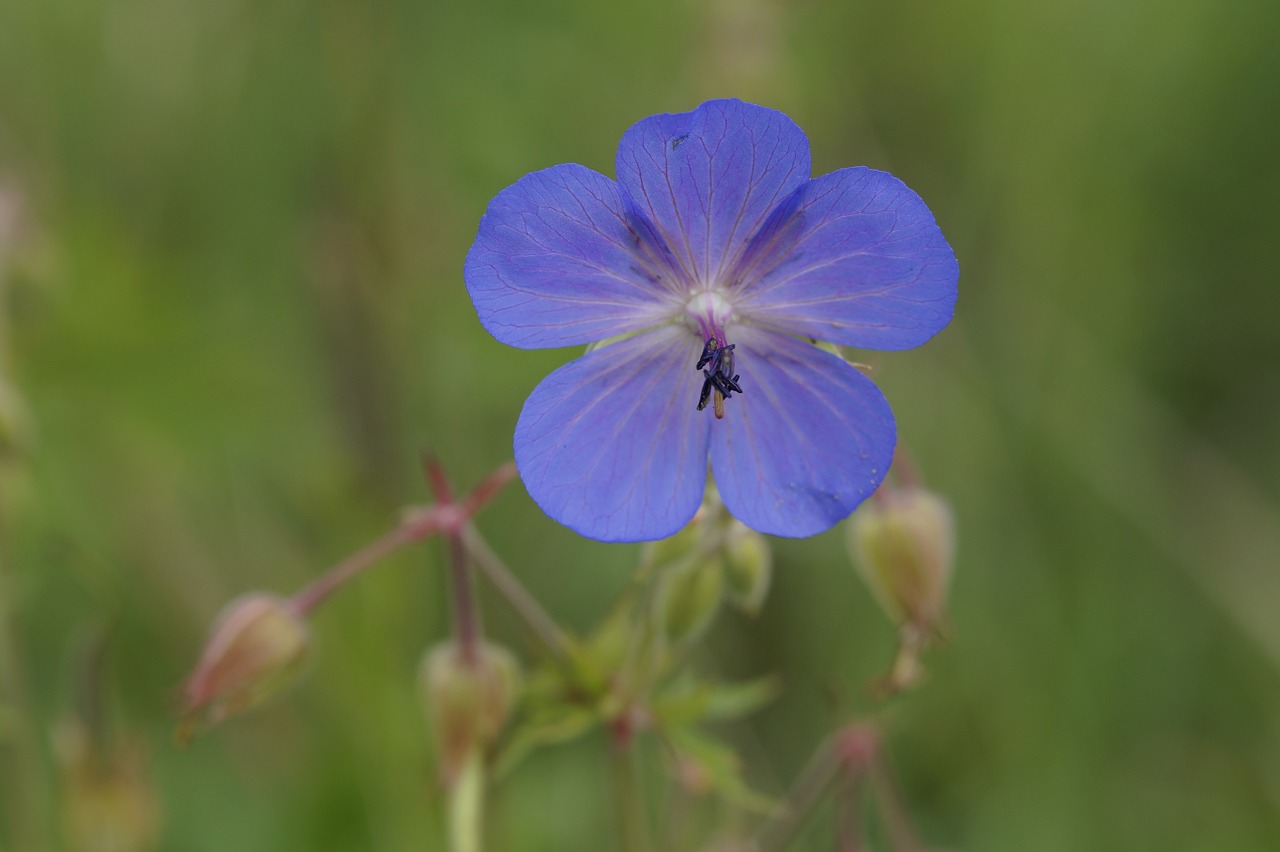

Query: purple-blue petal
left=735, top=167, right=958, bottom=350
left=709, top=328, right=895, bottom=537
left=514, top=326, right=711, bottom=542
left=615, top=99, right=811, bottom=290
left=465, top=164, right=678, bottom=349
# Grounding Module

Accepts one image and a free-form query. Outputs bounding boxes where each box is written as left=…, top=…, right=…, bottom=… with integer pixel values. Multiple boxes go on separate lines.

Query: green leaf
left=652, top=676, right=780, bottom=730
left=491, top=707, right=601, bottom=779
left=701, top=676, right=781, bottom=721
left=664, top=727, right=778, bottom=815
left=651, top=677, right=712, bottom=728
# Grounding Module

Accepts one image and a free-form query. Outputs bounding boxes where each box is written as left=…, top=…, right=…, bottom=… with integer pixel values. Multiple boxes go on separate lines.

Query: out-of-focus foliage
left=1, top=0, right=1278, bottom=850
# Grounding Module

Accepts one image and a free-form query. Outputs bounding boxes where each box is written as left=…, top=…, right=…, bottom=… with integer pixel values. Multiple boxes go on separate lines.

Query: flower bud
left=55, top=721, right=161, bottom=852
left=654, top=555, right=724, bottom=648
left=847, top=486, right=954, bottom=633
left=641, top=512, right=704, bottom=573
left=178, top=593, right=311, bottom=743
left=722, top=521, right=772, bottom=616
left=420, top=641, right=521, bottom=786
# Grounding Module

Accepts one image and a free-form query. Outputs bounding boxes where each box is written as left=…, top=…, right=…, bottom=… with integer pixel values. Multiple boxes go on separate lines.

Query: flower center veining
left=683, top=290, right=734, bottom=343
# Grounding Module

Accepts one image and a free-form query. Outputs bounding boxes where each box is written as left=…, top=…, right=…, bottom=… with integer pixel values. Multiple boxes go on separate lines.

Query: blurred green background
left=2, top=0, right=1279, bottom=849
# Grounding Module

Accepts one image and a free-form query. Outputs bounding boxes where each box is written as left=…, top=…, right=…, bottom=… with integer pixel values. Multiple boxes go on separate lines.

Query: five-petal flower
left=465, top=99, right=957, bottom=542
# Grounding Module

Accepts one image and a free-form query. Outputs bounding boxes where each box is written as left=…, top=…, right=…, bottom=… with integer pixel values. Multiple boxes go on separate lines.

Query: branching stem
left=461, top=524, right=572, bottom=662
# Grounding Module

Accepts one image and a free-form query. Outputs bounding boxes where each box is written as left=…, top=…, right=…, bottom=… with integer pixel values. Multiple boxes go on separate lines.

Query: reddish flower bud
left=420, top=641, right=521, bottom=786
left=178, top=593, right=311, bottom=742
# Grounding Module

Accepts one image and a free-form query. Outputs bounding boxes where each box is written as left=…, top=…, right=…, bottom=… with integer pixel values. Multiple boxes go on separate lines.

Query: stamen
left=715, top=345, right=735, bottom=383
left=695, top=338, right=717, bottom=371
left=692, top=338, right=743, bottom=415
left=707, top=371, right=741, bottom=396
left=697, top=374, right=714, bottom=411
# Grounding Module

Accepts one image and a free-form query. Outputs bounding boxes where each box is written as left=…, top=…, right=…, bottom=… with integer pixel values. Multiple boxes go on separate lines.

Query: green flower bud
left=641, top=513, right=704, bottom=573
left=654, top=555, right=725, bottom=649
left=178, top=593, right=311, bottom=743
left=55, top=721, right=161, bottom=852
left=847, top=486, right=954, bottom=633
left=722, top=521, right=772, bottom=616
left=420, top=641, right=521, bottom=786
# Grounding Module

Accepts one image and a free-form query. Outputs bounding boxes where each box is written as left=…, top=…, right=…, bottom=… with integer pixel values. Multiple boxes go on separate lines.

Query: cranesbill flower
left=465, top=99, right=957, bottom=543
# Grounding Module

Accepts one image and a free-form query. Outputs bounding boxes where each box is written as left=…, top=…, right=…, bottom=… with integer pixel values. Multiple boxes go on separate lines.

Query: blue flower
left=465, top=99, right=957, bottom=543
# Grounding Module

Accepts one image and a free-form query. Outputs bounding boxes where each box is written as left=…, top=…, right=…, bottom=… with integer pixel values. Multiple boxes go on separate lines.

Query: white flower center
left=683, top=289, right=735, bottom=340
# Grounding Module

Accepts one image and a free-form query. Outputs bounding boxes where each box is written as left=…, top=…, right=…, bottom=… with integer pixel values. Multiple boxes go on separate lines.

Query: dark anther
left=671, top=133, right=689, bottom=151
left=716, top=372, right=743, bottom=396
left=696, top=338, right=717, bottom=371
left=697, top=374, right=715, bottom=411
left=704, top=369, right=742, bottom=398
left=693, top=339, right=743, bottom=412
left=714, top=344, right=735, bottom=380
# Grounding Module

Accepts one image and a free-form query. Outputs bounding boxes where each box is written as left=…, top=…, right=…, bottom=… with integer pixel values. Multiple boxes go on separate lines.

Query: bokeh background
left=2, top=0, right=1279, bottom=849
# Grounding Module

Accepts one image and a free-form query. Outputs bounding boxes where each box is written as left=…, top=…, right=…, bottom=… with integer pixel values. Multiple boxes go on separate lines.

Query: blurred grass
left=2, top=0, right=1279, bottom=850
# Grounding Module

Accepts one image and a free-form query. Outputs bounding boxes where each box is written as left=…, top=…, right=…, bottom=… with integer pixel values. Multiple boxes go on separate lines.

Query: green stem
left=870, top=760, right=925, bottom=852
left=610, top=728, right=651, bottom=852
left=835, top=769, right=867, bottom=852
left=447, top=749, right=485, bottom=852
left=461, top=524, right=572, bottom=662
left=754, top=733, right=844, bottom=852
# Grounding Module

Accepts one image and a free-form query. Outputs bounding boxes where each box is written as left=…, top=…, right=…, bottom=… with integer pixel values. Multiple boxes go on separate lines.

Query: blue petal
left=465, top=164, right=679, bottom=349
left=615, top=99, right=811, bottom=290
left=514, top=325, right=711, bottom=542
left=709, top=328, right=895, bottom=537
left=735, top=167, right=958, bottom=350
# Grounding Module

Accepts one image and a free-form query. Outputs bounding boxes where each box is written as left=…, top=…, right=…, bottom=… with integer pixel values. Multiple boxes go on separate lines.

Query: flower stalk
left=461, top=524, right=571, bottom=662
left=610, top=714, right=653, bottom=852
left=447, top=750, right=485, bottom=852
left=755, top=724, right=879, bottom=852
left=448, top=537, right=481, bottom=666
left=289, top=519, right=430, bottom=617
left=288, top=460, right=518, bottom=619
left=754, top=733, right=844, bottom=852
left=425, top=456, right=483, bottom=665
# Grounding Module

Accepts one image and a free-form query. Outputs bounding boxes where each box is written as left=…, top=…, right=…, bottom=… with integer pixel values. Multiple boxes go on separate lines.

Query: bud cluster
left=647, top=495, right=774, bottom=651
